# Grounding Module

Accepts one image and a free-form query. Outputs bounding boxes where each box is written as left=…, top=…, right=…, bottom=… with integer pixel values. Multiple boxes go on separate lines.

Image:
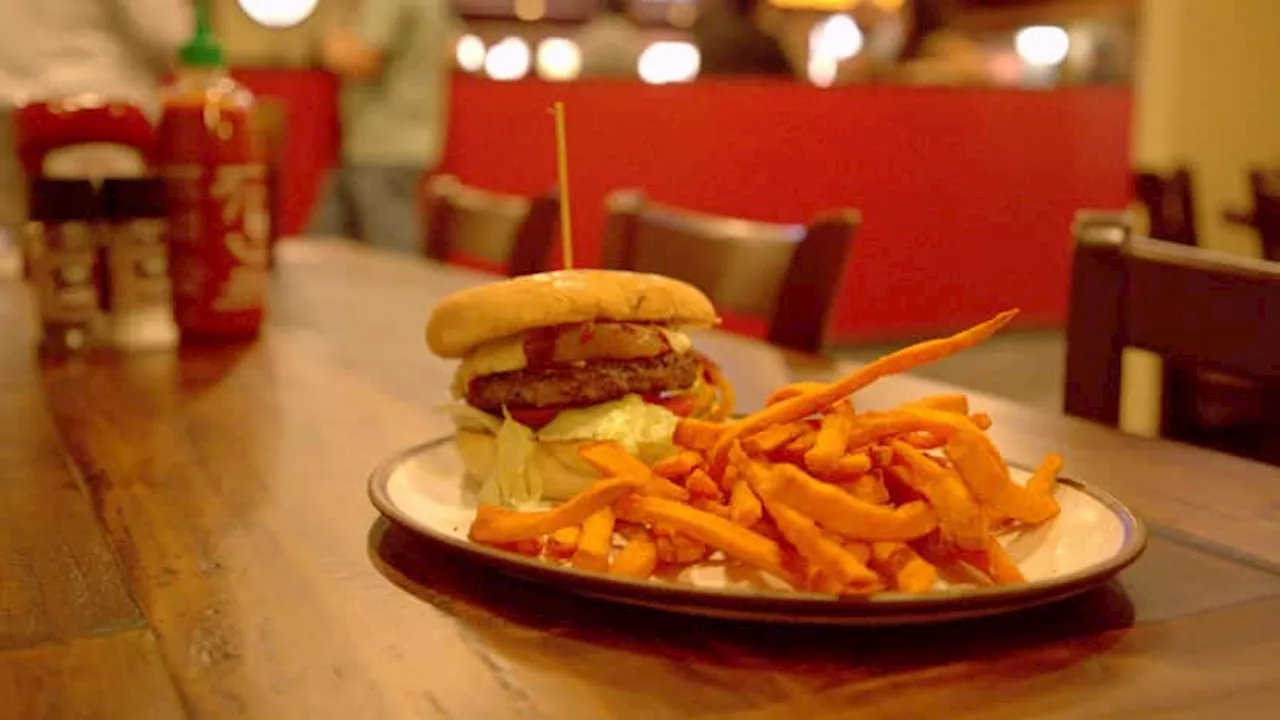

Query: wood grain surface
left=4, top=238, right=1280, bottom=718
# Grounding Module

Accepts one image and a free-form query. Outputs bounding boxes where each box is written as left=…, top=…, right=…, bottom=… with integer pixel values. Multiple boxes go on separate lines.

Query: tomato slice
left=645, top=392, right=698, bottom=418
left=503, top=407, right=563, bottom=430
left=495, top=393, right=697, bottom=431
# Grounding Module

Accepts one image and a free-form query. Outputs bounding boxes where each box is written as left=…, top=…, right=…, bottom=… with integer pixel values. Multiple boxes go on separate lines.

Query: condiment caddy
left=17, top=1, right=270, bottom=354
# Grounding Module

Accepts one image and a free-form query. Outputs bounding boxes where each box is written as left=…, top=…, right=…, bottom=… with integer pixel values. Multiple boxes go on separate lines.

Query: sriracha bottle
left=157, top=1, right=268, bottom=339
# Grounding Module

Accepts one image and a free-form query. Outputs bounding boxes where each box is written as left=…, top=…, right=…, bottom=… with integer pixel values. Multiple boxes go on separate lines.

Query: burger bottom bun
left=454, top=429, right=604, bottom=501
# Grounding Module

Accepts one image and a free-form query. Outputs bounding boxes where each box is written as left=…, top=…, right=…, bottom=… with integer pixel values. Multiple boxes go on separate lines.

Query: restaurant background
left=198, top=0, right=1279, bottom=437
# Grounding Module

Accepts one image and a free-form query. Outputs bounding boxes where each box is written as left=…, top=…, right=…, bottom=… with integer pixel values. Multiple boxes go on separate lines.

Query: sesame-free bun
left=426, top=270, right=718, bottom=358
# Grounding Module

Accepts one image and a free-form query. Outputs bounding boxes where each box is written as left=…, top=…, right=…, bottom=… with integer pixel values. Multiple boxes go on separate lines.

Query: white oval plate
left=369, top=437, right=1147, bottom=625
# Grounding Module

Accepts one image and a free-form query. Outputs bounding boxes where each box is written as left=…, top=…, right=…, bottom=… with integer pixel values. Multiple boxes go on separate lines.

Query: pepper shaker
left=99, top=177, right=178, bottom=350
left=23, top=178, right=102, bottom=353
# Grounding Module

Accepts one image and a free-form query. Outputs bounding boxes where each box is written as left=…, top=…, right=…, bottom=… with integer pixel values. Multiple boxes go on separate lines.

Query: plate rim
left=368, top=436, right=1149, bottom=619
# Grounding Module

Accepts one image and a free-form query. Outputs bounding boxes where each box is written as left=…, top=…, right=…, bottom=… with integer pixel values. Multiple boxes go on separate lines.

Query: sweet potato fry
left=838, top=473, right=891, bottom=505
left=982, top=540, right=1025, bottom=585
left=842, top=411, right=942, bottom=452
left=769, top=429, right=819, bottom=465
left=571, top=506, right=616, bottom=572
left=956, top=539, right=1025, bottom=585
left=685, top=468, right=723, bottom=500
left=903, top=394, right=970, bottom=415
left=899, top=432, right=947, bottom=450
left=805, top=569, right=846, bottom=595
left=842, top=539, right=872, bottom=566
left=764, top=381, right=827, bottom=406
left=611, top=531, right=658, bottom=579
left=546, top=526, right=581, bottom=559
left=752, top=518, right=785, bottom=543
left=578, top=441, right=690, bottom=501
left=969, top=412, right=993, bottom=430
left=890, top=441, right=989, bottom=550
left=674, top=418, right=724, bottom=451
left=652, top=451, right=704, bottom=480
left=868, top=444, right=895, bottom=468
left=1026, top=452, right=1064, bottom=497
left=764, top=498, right=880, bottom=587
left=742, top=421, right=810, bottom=455
left=943, top=433, right=1059, bottom=524
left=826, top=453, right=873, bottom=481
left=763, top=464, right=938, bottom=541
left=804, top=400, right=857, bottom=475
left=870, top=541, right=938, bottom=592
left=708, top=310, right=1019, bottom=472
left=690, top=497, right=732, bottom=519
left=720, top=462, right=740, bottom=491
left=493, top=538, right=545, bottom=558
left=728, top=480, right=764, bottom=527
left=469, top=475, right=643, bottom=544
left=655, top=532, right=709, bottom=564
left=615, top=495, right=784, bottom=576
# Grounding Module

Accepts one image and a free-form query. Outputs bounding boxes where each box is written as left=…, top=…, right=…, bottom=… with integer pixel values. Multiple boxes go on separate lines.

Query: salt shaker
left=99, top=177, right=178, bottom=350
left=23, top=177, right=101, bottom=353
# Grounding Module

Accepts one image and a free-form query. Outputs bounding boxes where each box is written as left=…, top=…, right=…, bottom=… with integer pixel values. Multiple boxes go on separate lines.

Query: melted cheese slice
left=451, top=328, right=693, bottom=397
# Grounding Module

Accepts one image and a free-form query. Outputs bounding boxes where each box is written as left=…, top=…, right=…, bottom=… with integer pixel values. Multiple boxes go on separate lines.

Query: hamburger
left=425, top=269, right=728, bottom=506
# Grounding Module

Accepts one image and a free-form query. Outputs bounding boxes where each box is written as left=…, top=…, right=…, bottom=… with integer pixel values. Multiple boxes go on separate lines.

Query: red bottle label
left=159, top=99, right=268, bottom=337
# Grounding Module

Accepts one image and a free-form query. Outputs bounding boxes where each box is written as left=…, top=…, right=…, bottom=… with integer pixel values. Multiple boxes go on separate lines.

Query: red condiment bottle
left=157, top=3, right=268, bottom=339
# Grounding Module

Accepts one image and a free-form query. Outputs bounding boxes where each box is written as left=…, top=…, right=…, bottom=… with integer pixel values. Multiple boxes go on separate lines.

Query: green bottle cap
left=179, top=1, right=224, bottom=68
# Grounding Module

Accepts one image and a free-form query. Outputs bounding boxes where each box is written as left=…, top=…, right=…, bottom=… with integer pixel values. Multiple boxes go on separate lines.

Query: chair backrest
left=1065, top=211, right=1280, bottom=459
left=422, top=175, right=557, bottom=276
left=1250, top=167, right=1280, bottom=262
left=601, top=190, right=859, bottom=354
left=1133, top=166, right=1198, bottom=246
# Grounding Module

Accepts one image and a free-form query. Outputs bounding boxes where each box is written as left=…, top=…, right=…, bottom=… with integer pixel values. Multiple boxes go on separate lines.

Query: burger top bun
left=425, top=269, right=719, bottom=359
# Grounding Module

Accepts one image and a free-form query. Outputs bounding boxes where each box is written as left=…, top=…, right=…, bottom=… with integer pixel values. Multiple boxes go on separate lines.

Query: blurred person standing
left=0, top=0, right=192, bottom=268
left=576, top=0, right=646, bottom=78
left=309, top=0, right=457, bottom=254
left=889, top=0, right=990, bottom=85
left=692, top=0, right=794, bottom=77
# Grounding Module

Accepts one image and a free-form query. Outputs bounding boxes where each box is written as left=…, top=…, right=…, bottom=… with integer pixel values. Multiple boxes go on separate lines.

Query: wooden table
left=4, top=238, right=1280, bottom=719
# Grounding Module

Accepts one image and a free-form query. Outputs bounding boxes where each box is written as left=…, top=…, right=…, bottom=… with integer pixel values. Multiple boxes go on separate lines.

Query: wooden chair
left=1065, top=211, right=1280, bottom=466
left=600, top=190, right=860, bottom=354
left=1133, top=166, right=1198, bottom=246
left=1249, top=167, right=1280, bottom=262
left=422, top=175, right=558, bottom=277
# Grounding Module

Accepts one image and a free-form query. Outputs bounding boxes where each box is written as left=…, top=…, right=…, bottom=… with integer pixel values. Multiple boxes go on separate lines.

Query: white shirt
left=0, top=0, right=192, bottom=117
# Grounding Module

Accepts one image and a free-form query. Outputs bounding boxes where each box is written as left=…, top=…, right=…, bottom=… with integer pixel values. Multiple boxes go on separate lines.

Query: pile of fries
left=468, top=310, right=1066, bottom=595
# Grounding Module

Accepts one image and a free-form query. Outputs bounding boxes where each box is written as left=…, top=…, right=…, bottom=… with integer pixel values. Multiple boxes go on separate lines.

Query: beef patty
left=466, top=352, right=699, bottom=410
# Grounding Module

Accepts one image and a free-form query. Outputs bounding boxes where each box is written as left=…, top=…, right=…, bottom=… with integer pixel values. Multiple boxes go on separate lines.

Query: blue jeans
left=307, top=164, right=423, bottom=254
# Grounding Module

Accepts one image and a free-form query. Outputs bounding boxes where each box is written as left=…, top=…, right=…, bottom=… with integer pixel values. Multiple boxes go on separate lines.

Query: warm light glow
left=455, top=34, right=486, bottom=73
left=1015, top=25, right=1070, bottom=67
left=807, top=55, right=838, bottom=88
left=810, top=14, right=863, bottom=61
left=637, top=42, right=701, bottom=85
left=514, top=0, right=546, bottom=22
left=484, top=37, right=531, bottom=81
left=237, top=0, right=319, bottom=28
left=872, top=0, right=904, bottom=11
left=770, top=0, right=860, bottom=10
left=536, top=38, right=583, bottom=82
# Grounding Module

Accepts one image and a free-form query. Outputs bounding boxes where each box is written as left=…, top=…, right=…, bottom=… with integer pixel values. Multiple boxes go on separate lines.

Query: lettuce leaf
left=485, top=409, right=542, bottom=507
left=437, top=395, right=680, bottom=507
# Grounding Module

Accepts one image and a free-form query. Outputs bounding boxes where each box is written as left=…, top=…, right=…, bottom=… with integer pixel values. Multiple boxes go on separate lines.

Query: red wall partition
left=235, top=70, right=1132, bottom=344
